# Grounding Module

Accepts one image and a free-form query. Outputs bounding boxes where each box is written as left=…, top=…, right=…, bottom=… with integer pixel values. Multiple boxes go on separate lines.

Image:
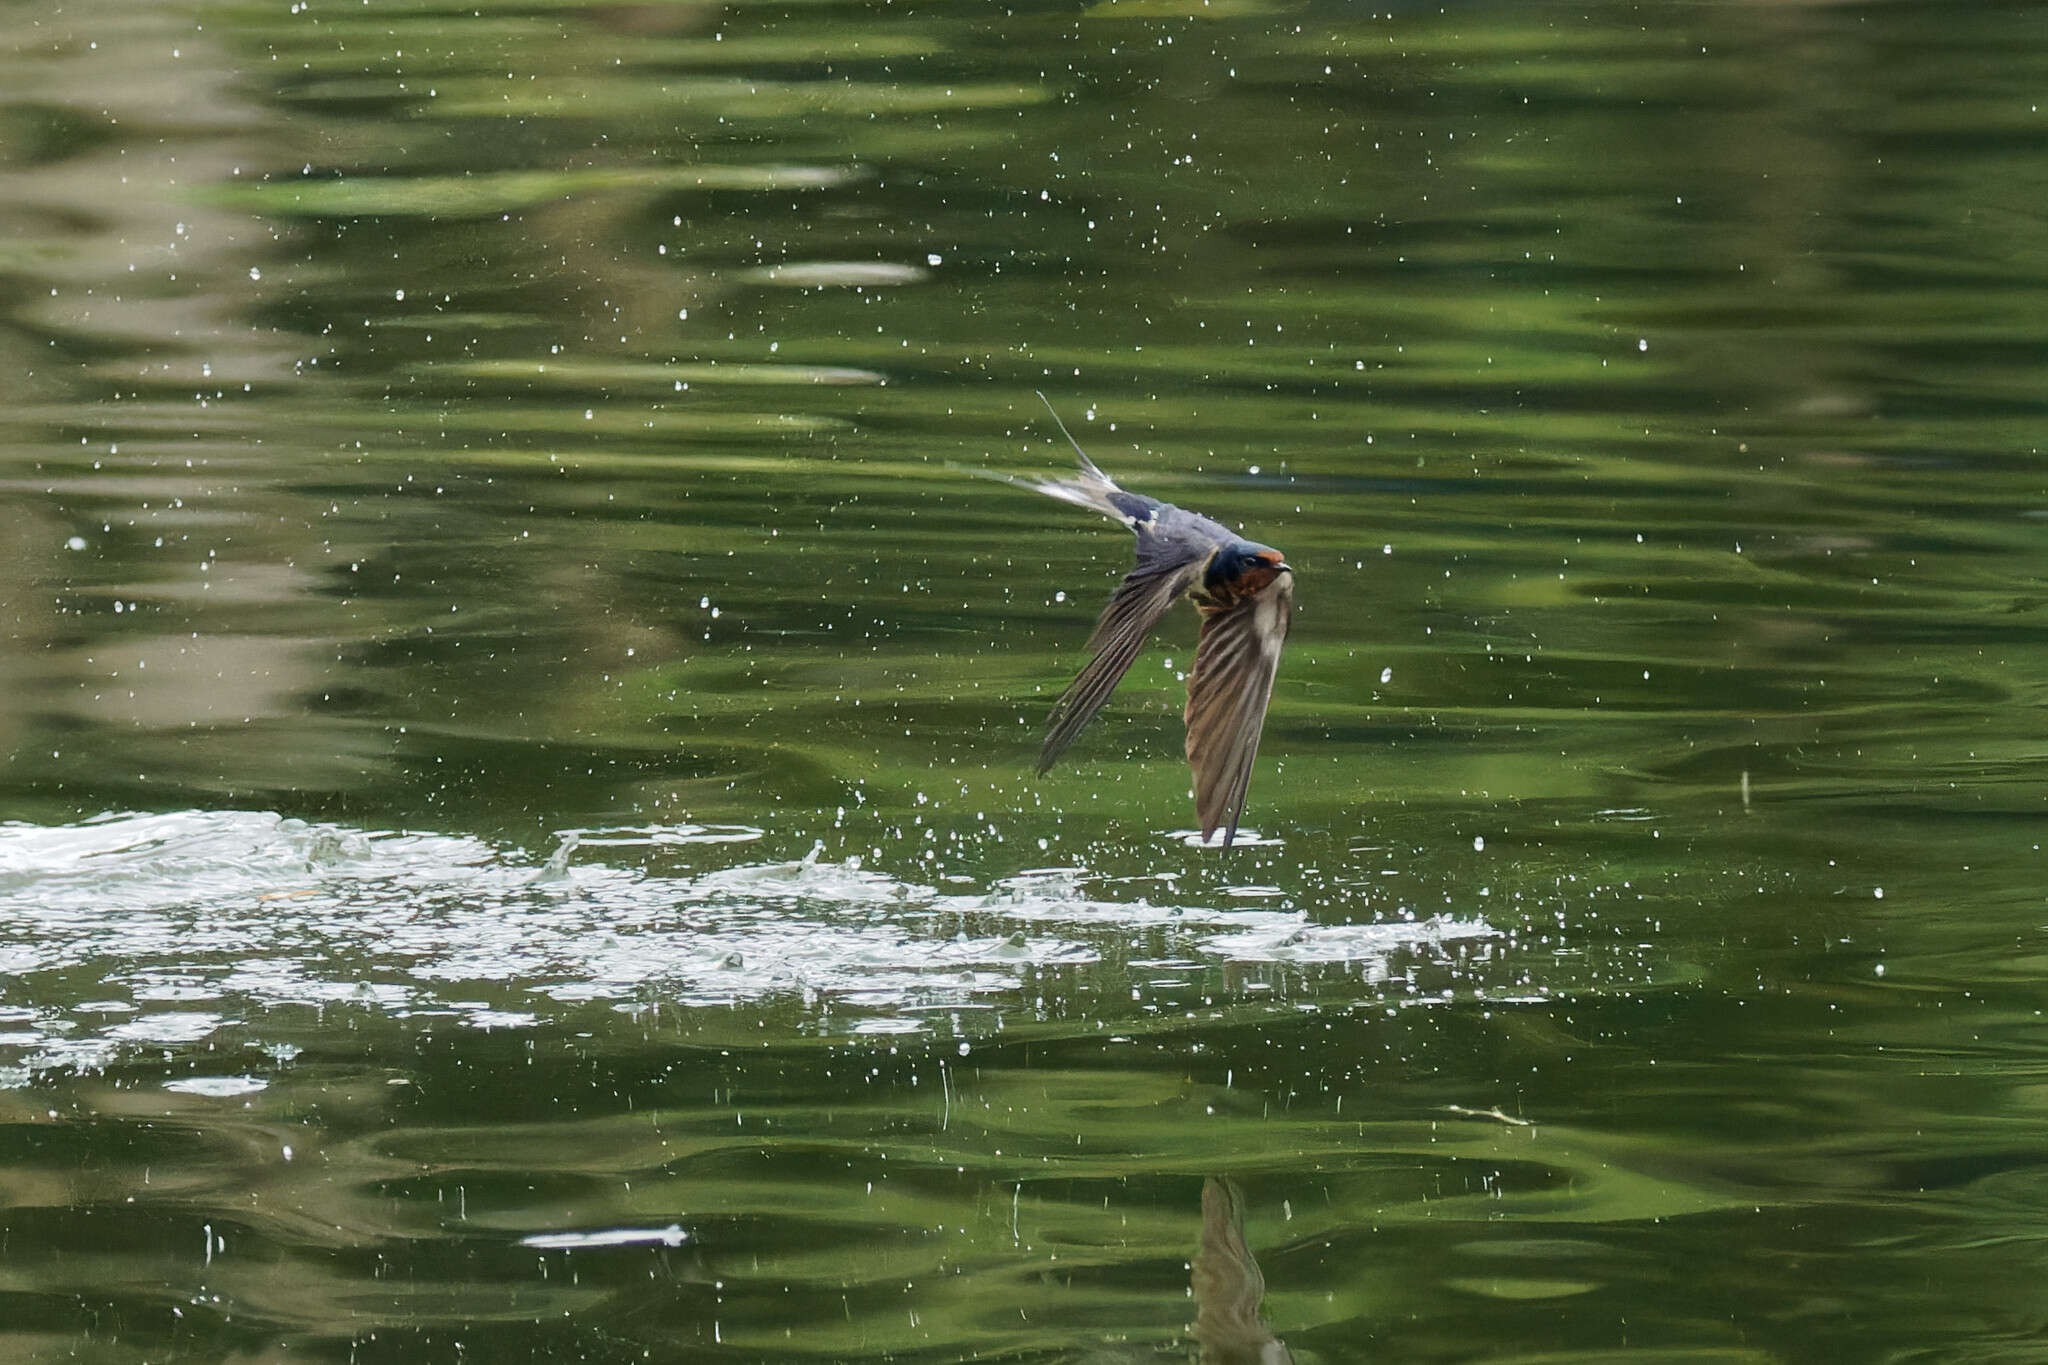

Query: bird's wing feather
left=1184, top=573, right=1292, bottom=846
left=1039, top=560, right=1205, bottom=773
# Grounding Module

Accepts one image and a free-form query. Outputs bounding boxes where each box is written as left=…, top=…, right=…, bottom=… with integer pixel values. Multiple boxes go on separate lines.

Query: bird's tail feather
left=960, top=463, right=1132, bottom=527
left=1033, top=391, right=1117, bottom=488
left=955, top=394, right=1133, bottom=526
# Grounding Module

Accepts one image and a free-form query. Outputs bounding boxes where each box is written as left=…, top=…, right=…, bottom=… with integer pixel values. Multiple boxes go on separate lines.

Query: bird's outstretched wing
left=1039, top=560, right=1204, bottom=773
left=1184, top=574, right=1293, bottom=846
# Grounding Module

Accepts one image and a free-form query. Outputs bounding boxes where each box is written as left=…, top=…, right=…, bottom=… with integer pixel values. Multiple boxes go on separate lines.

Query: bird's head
left=1205, top=541, right=1292, bottom=596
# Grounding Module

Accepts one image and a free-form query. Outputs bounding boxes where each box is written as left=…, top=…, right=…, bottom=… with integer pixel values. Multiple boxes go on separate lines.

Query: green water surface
left=1, top=0, right=2046, bottom=1360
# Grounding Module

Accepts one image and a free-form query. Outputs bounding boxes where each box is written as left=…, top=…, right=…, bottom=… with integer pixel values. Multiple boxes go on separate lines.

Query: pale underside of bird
left=991, top=401, right=1294, bottom=848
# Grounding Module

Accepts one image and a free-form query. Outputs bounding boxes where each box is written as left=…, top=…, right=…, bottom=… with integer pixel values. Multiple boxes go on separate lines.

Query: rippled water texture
left=3, top=0, right=2047, bottom=1360
left=0, top=809, right=1503, bottom=1077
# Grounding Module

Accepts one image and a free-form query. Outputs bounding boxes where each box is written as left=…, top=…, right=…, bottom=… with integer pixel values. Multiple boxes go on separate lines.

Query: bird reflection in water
left=1192, top=1177, right=1294, bottom=1365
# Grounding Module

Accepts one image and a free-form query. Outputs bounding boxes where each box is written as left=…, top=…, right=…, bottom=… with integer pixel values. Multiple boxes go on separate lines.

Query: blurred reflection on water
left=1194, top=1177, right=1292, bottom=1365
left=3, top=0, right=2048, bottom=1359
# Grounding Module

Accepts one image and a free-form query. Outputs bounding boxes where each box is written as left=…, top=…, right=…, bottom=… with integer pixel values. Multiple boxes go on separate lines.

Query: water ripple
left=0, top=811, right=1498, bottom=1083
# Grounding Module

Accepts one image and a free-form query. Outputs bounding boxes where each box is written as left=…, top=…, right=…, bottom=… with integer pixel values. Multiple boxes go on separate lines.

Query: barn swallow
left=992, top=397, right=1293, bottom=848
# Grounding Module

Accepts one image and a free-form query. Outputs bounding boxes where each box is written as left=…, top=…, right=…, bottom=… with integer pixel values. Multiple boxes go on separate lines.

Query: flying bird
left=994, top=398, right=1293, bottom=847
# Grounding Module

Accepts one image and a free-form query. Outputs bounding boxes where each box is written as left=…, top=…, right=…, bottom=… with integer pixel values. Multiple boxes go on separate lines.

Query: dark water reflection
left=4, top=0, right=2048, bottom=1359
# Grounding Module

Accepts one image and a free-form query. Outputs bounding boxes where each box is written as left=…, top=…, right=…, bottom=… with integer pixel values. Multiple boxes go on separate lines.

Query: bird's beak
left=1275, top=561, right=1292, bottom=574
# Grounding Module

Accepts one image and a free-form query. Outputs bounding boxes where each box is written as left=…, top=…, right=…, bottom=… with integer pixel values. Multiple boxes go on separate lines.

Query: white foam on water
left=163, top=1075, right=269, bottom=1097
left=519, top=1224, right=689, bottom=1250
left=0, top=811, right=1497, bottom=1083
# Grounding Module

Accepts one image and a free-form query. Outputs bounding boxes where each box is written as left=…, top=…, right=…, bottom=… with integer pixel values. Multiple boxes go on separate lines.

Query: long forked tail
left=964, top=393, right=1134, bottom=526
